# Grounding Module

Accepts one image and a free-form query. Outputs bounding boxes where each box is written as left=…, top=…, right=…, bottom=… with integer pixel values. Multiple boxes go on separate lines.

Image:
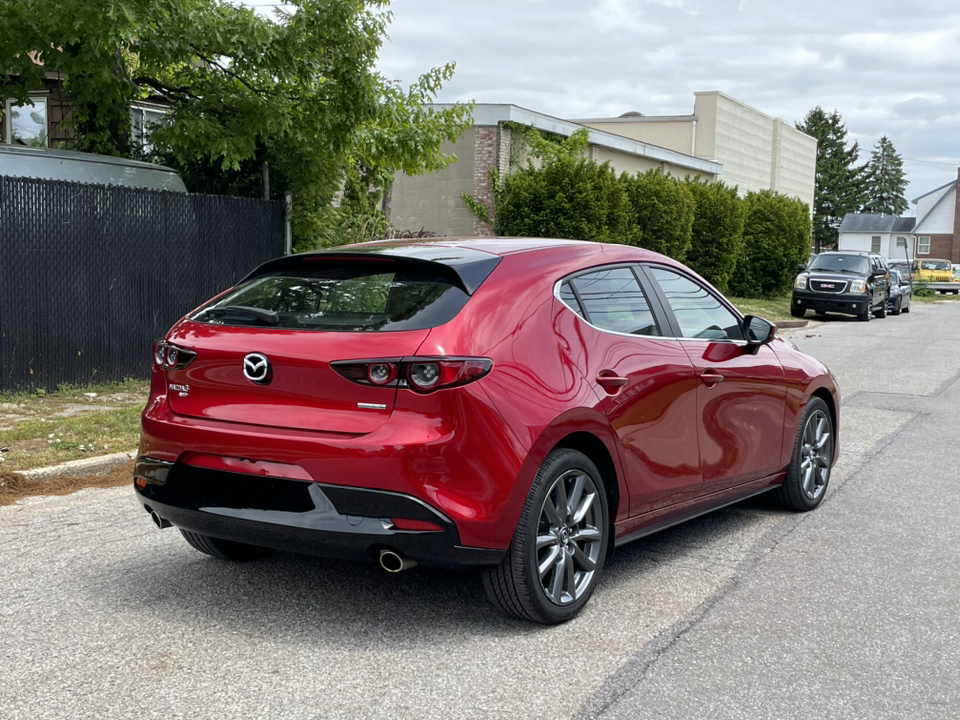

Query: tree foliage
left=0, top=0, right=471, bottom=248
left=729, top=190, right=812, bottom=297
left=861, top=135, right=908, bottom=216
left=795, top=107, right=866, bottom=251
left=620, top=168, right=694, bottom=261
left=683, top=177, right=745, bottom=293
left=488, top=129, right=631, bottom=242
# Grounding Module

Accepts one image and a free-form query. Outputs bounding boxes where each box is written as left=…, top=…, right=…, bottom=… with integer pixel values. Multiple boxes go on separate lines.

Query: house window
left=4, top=97, right=48, bottom=147
left=896, top=237, right=906, bottom=247
left=131, top=104, right=169, bottom=153
left=918, top=236, right=931, bottom=255
left=871, top=236, right=881, bottom=253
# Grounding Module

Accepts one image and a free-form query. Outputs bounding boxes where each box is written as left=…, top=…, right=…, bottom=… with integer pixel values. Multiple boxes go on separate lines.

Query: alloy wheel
left=536, top=469, right=604, bottom=605
left=799, top=409, right=832, bottom=501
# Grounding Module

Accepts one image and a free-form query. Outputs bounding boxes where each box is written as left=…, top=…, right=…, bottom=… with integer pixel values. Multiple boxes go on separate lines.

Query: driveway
left=1, top=303, right=958, bottom=719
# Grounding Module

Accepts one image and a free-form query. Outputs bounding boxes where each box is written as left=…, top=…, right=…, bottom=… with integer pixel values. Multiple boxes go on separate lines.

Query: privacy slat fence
left=0, top=176, right=285, bottom=393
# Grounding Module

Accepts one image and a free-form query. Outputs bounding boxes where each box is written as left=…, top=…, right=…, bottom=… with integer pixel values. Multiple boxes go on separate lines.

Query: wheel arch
left=810, top=386, right=839, bottom=464
left=554, top=431, right=621, bottom=552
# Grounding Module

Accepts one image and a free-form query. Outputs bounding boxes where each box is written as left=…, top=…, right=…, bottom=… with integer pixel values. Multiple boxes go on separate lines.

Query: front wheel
left=790, top=304, right=806, bottom=318
left=891, top=296, right=902, bottom=316
left=483, top=449, right=609, bottom=624
left=874, top=294, right=887, bottom=318
left=776, top=398, right=834, bottom=511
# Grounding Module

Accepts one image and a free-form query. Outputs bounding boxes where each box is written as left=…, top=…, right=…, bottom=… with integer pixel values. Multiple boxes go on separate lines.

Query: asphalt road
left=2, top=302, right=958, bottom=720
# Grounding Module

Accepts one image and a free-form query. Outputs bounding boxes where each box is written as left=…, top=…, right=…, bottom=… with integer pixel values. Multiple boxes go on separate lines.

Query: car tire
left=180, top=529, right=274, bottom=561
left=776, top=397, right=834, bottom=512
left=790, top=305, right=806, bottom=318
left=858, top=302, right=871, bottom=322
left=903, top=300, right=910, bottom=313
left=874, top=295, right=887, bottom=318
left=482, top=449, right=609, bottom=624
left=891, top=296, right=902, bottom=316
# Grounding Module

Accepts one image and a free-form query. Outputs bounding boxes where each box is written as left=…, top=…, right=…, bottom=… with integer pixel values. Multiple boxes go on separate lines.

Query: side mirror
left=797, top=263, right=807, bottom=273
left=743, top=315, right=776, bottom=351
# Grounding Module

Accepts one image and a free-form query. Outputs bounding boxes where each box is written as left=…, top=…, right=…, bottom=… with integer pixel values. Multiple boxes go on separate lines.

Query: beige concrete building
left=387, top=104, right=722, bottom=237
left=576, top=92, right=817, bottom=210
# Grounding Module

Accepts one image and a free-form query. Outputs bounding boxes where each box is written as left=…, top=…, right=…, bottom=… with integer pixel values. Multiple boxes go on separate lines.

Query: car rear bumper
left=134, top=458, right=505, bottom=570
left=792, top=289, right=872, bottom=316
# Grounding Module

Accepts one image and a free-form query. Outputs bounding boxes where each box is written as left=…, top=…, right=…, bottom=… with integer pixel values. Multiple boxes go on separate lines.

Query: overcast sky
left=249, top=0, right=960, bottom=211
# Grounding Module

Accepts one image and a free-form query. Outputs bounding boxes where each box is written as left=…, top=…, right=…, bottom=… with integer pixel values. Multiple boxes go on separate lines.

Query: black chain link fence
left=0, top=176, right=285, bottom=393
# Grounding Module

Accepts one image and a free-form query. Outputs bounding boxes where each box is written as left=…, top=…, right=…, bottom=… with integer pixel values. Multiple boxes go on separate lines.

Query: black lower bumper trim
left=134, top=460, right=505, bottom=570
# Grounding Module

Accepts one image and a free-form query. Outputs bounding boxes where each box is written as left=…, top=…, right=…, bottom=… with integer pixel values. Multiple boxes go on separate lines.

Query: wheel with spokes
left=777, top=398, right=834, bottom=511
left=482, top=449, right=608, bottom=624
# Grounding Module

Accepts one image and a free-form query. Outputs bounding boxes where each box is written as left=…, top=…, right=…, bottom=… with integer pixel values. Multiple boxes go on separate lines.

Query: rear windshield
left=192, top=261, right=470, bottom=331
left=808, top=254, right=870, bottom=275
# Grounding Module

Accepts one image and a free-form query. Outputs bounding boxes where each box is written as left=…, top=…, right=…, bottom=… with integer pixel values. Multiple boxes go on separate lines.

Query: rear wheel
left=776, top=398, right=834, bottom=511
left=180, top=529, right=274, bottom=561
left=482, top=449, right=609, bottom=624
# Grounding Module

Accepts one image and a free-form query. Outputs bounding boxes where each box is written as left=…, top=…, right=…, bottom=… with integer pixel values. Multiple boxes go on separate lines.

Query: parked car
left=792, top=251, right=890, bottom=321
left=135, top=238, right=840, bottom=624
left=0, top=144, right=187, bottom=192
left=887, top=269, right=912, bottom=315
left=912, top=258, right=959, bottom=294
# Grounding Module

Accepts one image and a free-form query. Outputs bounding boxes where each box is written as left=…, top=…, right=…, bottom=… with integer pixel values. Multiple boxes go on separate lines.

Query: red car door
left=643, top=266, right=786, bottom=495
left=556, top=267, right=704, bottom=516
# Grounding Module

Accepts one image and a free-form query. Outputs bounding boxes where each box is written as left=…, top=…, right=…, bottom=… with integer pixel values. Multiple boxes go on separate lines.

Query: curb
left=11, top=450, right=136, bottom=485
left=776, top=320, right=808, bottom=329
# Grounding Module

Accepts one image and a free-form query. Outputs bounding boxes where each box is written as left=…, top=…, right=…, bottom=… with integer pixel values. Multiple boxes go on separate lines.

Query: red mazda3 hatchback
left=135, top=238, right=839, bottom=624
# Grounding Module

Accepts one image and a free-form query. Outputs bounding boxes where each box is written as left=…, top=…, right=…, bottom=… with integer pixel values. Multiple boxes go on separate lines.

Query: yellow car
left=912, top=259, right=959, bottom=284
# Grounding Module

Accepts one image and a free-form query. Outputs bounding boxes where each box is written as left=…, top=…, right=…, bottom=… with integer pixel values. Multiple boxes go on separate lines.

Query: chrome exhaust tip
left=148, top=508, right=172, bottom=530
left=379, top=549, right=417, bottom=573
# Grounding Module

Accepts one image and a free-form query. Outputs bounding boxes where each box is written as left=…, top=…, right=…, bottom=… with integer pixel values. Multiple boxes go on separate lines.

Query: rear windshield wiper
left=204, top=305, right=280, bottom=326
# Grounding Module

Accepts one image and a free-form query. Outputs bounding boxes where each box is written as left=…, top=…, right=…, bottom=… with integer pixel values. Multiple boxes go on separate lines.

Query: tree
left=683, top=177, right=745, bottom=293
left=862, top=136, right=908, bottom=216
left=619, top=168, right=695, bottom=261
left=729, top=190, right=812, bottom=298
left=796, top=107, right=866, bottom=252
left=0, top=0, right=471, bottom=248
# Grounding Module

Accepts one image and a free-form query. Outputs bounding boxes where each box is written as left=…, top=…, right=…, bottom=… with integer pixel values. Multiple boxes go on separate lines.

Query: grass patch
left=728, top=295, right=794, bottom=323
left=0, top=379, right=148, bottom=473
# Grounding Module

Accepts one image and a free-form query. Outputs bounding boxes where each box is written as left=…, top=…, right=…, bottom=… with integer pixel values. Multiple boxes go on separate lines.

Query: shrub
left=684, top=178, right=745, bottom=292
left=730, top=190, right=812, bottom=297
left=620, top=169, right=695, bottom=261
left=493, top=154, right=630, bottom=243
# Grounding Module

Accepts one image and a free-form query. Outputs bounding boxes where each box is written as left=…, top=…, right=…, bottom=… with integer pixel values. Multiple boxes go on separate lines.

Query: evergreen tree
left=796, top=107, right=866, bottom=251
left=862, top=136, right=908, bottom=216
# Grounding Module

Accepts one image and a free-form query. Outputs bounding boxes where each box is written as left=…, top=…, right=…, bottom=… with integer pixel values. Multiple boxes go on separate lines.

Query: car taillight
left=333, top=358, right=493, bottom=393
left=153, top=340, right=196, bottom=370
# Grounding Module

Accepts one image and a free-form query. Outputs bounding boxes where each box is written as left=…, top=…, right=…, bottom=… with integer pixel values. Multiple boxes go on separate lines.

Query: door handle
left=700, top=372, right=724, bottom=388
left=596, top=373, right=628, bottom=392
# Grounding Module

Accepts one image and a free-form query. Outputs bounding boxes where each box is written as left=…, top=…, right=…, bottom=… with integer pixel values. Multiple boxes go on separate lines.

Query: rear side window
left=566, top=267, right=661, bottom=336
left=192, top=260, right=470, bottom=331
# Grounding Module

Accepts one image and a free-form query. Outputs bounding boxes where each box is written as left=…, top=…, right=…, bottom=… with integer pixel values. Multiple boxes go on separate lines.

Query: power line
left=902, top=157, right=959, bottom=169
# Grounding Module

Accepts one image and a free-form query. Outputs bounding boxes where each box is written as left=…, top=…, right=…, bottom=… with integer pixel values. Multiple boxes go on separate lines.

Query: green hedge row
left=477, top=138, right=811, bottom=297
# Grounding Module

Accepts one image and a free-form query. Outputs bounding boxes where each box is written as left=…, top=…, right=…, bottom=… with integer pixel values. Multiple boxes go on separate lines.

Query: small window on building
left=918, top=236, right=931, bottom=255
left=131, top=104, right=169, bottom=154
left=871, top=236, right=881, bottom=253
left=4, top=97, right=48, bottom=147
left=896, top=236, right=907, bottom=247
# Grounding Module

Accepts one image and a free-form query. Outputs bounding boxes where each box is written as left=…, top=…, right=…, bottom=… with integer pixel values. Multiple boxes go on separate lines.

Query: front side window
left=4, top=97, right=48, bottom=146
left=565, top=267, right=660, bottom=336
left=918, top=236, right=931, bottom=255
left=193, top=260, right=469, bottom=332
left=648, top=267, right=743, bottom=341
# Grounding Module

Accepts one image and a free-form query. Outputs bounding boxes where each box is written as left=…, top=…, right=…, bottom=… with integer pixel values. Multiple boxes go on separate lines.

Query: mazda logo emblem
left=243, top=353, right=272, bottom=384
